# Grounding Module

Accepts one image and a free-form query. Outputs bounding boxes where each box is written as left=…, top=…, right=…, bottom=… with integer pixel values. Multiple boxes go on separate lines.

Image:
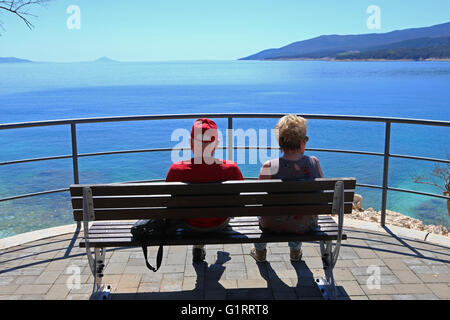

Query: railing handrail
left=1, top=113, right=449, bottom=228
left=1, top=113, right=450, bottom=130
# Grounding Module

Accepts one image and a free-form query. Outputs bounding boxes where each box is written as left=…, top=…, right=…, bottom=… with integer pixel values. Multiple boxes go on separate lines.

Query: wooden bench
left=70, top=178, right=356, bottom=299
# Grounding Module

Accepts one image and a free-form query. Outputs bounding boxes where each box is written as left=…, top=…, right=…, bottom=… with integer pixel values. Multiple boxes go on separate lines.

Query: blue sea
left=0, top=60, right=449, bottom=238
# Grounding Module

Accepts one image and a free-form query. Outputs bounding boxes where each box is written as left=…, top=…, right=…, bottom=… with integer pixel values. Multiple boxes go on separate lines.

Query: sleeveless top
left=259, top=155, right=322, bottom=234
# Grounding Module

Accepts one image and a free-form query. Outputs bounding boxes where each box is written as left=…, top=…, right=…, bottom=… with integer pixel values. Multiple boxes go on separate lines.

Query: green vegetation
left=335, top=45, right=450, bottom=60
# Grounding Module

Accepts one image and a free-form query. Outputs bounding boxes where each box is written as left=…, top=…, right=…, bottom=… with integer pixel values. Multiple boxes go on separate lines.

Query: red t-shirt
left=166, top=158, right=244, bottom=229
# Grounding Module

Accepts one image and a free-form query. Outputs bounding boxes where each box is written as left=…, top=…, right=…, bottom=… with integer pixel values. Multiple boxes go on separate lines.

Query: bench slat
left=71, top=192, right=355, bottom=209
left=80, top=232, right=345, bottom=247
left=79, top=216, right=344, bottom=247
left=85, top=224, right=340, bottom=237
left=73, top=203, right=353, bottom=221
left=87, top=218, right=335, bottom=230
left=70, top=178, right=356, bottom=197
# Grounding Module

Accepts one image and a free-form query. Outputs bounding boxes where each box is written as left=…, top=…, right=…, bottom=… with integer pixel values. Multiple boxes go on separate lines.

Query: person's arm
left=311, top=156, right=324, bottom=178
left=165, top=165, right=180, bottom=182
left=233, top=166, right=244, bottom=181
left=258, top=160, right=273, bottom=180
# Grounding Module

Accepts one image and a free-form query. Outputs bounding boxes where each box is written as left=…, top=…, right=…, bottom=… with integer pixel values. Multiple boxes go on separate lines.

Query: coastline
left=260, top=58, right=450, bottom=62
left=349, top=206, right=449, bottom=237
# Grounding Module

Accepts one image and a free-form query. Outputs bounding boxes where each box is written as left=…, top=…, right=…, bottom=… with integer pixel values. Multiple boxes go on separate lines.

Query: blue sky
left=1, top=0, right=449, bottom=62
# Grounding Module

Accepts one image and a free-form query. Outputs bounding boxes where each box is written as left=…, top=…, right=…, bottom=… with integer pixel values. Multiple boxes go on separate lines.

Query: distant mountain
left=0, top=57, right=33, bottom=63
left=93, top=57, right=117, bottom=63
left=240, top=22, right=450, bottom=60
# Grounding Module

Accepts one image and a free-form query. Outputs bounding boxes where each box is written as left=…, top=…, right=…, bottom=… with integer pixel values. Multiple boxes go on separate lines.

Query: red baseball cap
left=191, top=118, right=218, bottom=143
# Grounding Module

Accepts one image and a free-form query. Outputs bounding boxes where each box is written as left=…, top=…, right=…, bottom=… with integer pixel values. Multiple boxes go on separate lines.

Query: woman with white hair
left=250, top=114, right=324, bottom=263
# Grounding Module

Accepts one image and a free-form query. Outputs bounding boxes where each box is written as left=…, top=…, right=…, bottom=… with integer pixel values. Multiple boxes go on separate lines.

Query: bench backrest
left=70, top=178, right=356, bottom=222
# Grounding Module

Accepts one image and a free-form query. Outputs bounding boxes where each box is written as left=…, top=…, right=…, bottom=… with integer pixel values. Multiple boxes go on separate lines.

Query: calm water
left=0, top=60, right=449, bottom=238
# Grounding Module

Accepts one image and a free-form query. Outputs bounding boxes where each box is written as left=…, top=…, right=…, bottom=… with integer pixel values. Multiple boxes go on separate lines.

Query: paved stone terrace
left=0, top=225, right=449, bottom=300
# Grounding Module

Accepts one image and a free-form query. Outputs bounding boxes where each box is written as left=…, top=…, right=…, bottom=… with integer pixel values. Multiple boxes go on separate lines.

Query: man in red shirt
left=166, top=118, right=244, bottom=263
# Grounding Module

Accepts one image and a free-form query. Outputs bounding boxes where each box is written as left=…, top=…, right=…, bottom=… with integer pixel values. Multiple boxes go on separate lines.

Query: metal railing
left=1, top=113, right=449, bottom=228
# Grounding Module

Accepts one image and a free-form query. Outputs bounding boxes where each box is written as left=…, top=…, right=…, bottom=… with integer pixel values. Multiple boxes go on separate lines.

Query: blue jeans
left=254, top=242, right=302, bottom=251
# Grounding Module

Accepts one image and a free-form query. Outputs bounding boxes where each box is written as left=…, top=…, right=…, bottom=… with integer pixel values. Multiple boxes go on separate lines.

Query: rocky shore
left=351, top=194, right=449, bottom=237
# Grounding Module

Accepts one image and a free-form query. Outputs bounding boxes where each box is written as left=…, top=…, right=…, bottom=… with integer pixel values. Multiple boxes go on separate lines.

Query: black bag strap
left=141, top=243, right=163, bottom=272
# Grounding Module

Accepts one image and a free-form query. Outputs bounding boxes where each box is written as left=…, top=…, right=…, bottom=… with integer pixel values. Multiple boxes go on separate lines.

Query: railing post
left=227, top=117, right=233, bottom=161
left=71, top=123, right=80, bottom=184
left=71, top=123, right=81, bottom=229
left=381, top=121, right=391, bottom=227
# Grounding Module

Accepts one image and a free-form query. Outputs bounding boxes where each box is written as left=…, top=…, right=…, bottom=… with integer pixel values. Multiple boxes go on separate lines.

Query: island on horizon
left=0, top=57, right=33, bottom=64
left=0, top=56, right=120, bottom=64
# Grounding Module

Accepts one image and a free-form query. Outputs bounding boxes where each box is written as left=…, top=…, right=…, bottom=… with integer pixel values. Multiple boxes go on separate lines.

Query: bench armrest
left=83, top=187, right=96, bottom=275
left=331, top=180, right=345, bottom=268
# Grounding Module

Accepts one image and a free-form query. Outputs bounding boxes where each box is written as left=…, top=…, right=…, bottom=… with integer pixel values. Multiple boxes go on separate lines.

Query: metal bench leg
left=316, top=240, right=337, bottom=300
left=315, top=181, right=345, bottom=300
left=83, top=187, right=110, bottom=300
left=90, top=247, right=111, bottom=300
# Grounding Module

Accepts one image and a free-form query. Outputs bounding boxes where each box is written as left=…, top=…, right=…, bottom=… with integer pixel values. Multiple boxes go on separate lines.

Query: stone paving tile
left=414, top=293, right=439, bottom=300
left=17, top=295, right=46, bottom=300
left=223, top=244, right=243, bottom=255
left=390, top=293, right=439, bottom=300
left=391, top=294, right=419, bottom=300
left=44, top=259, right=72, bottom=272
left=350, top=266, right=393, bottom=276
left=237, top=279, right=267, bottom=289
left=54, top=274, right=90, bottom=286
left=353, top=248, right=378, bottom=259
left=123, top=265, right=151, bottom=274
left=104, top=262, right=127, bottom=274
left=417, top=273, right=450, bottom=283
left=408, top=265, right=434, bottom=274
left=44, top=284, right=70, bottom=300
left=334, top=259, right=357, bottom=268
left=138, top=282, right=162, bottom=294
left=0, top=285, right=20, bottom=295
left=430, top=265, right=450, bottom=274
left=303, top=257, right=323, bottom=269
left=110, top=251, right=131, bottom=263
left=382, top=258, right=410, bottom=270
left=425, top=283, right=450, bottom=299
left=15, top=284, right=52, bottom=295
left=403, top=258, right=425, bottom=266
left=160, top=276, right=184, bottom=292
left=353, top=258, right=386, bottom=267
left=337, top=246, right=360, bottom=260
left=393, top=283, right=433, bottom=294
left=0, top=295, right=23, bottom=300
left=0, top=275, right=16, bottom=285
left=118, top=274, right=142, bottom=289
left=34, top=271, right=60, bottom=285
left=2, top=267, right=46, bottom=277
left=69, top=283, right=93, bottom=295
left=368, top=294, right=393, bottom=300
left=347, top=295, right=369, bottom=300
left=391, top=269, right=422, bottom=284
left=360, top=284, right=399, bottom=295
left=336, top=280, right=364, bottom=296
left=354, top=275, right=401, bottom=286
left=333, top=268, right=356, bottom=281
left=166, top=253, right=187, bottom=265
